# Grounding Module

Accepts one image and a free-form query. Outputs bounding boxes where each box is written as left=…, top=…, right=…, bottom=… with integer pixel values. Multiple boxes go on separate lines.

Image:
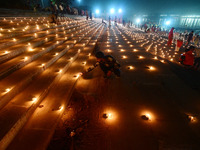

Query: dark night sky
left=80, top=0, right=200, bottom=16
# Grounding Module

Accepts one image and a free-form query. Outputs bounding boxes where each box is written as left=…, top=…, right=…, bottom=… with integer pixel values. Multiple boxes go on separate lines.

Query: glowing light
left=4, top=51, right=9, bottom=54
left=5, top=88, right=11, bottom=93
left=110, top=8, right=115, bottom=14
left=188, top=115, right=196, bottom=122
left=41, top=64, right=45, bottom=67
left=29, top=48, right=33, bottom=51
left=139, top=56, right=144, bottom=59
left=141, top=113, right=151, bottom=120
left=161, top=60, right=165, bottom=63
left=82, top=61, right=86, bottom=65
left=106, top=49, right=111, bottom=52
left=74, top=73, right=81, bottom=79
left=166, top=20, right=171, bottom=25
left=136, top=18, right=141, bottom=23
left=36, top=25, right=40, bottom=30
left=13, top=38, right=16, bottom=42
left=24, top=57, right=28, bottom=61
left=59, top=69, right=63, bottom=73
left=118, top=9, right=122, bottom=13
left=103, top=113, right=113, bottom=119
left=95, top=9, right=100, bottom=14
left=122, top=55, right=127, bottom=59
left=149, top=66, right=155, bottom=70
left=59, top=106, right=64, bottom=111
left=32, top=97, right=38, bottom=103
left=120, top=49, right=125, bottom=52
left=128, top=66, right=134, bottom=70
left=133, top=49, right=138, bottom=52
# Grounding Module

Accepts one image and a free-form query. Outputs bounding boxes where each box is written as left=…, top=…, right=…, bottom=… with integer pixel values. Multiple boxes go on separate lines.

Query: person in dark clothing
left=86, top=10, right=89, bottom=20
left=83, top=51, right=121, bottom=78
left=50, top=1, right=58, bottom=24
left=89, top=11, right=92, bottom=20
left=186, top=31, right=194, bottom=47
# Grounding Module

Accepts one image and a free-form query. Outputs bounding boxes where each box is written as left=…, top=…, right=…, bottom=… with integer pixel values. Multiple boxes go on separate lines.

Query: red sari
left=167, top=28, right=174, bottom=46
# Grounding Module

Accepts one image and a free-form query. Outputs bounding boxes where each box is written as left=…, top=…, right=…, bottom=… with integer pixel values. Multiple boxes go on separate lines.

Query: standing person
left=115, top=16, right=117, bottom=26
left=86, top=10, right=89, bottom=20
left=109, top=16, right=111, bottom=27
left=194, top=35, right=199, bottom=48
left=89, top=11, right=92, bottom=20
left=167, top=27, right=175, bottom=47
left=186, top=31, right=194, bottom=47
left=50, top=1, right=57, bottom=24
left=144, top=23, right=148, bottom=32
left=122, top=19, right=125, bottom=27
left=81, top=10, right=84, bottom=16
left=66, top=5, right=71, bottom=14
left=82, top=51, right=121, bottom=78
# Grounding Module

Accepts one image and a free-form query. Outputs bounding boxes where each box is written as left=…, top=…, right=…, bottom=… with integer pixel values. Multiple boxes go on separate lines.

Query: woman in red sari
left=167, top=27, right=174, bottom=46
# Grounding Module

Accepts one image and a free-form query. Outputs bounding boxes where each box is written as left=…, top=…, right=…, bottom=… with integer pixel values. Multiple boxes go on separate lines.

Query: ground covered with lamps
left=48, top=25, right=200, bottom=149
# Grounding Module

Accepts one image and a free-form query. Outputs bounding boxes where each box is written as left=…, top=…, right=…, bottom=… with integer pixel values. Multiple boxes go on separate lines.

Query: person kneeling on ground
left=83, top=51, right=121, bottom=78
left=179, top=46, right=200, bottom=70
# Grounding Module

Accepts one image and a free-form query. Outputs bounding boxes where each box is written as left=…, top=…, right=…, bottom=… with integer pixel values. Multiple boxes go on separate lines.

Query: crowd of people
left=49, top=2, right=92, bottom=23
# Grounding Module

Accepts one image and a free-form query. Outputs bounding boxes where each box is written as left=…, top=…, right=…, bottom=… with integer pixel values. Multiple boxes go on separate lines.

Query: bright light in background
left=110, top=8, right=115, bottom=14
left=95, top=9, right=100, bottom=14
left=118, top=9, right=122, bottom=13
left=166, top=20, right=171, bottom=25
left=77, top=0, right=81, bottom=2
left=136, top=18, right=141, bottom=23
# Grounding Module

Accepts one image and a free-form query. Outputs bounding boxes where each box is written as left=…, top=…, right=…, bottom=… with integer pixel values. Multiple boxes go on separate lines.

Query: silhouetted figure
left=186, top=31, right=194, bottom=47
left=194, top=35, right=199, bottom=47
left=89, top=11, right=92, bottom=20
left=109, top=16, right=111, bottom=27
left=50, top=2, right=58, bottom=24
left=86, top=10, right=89, bottom=20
